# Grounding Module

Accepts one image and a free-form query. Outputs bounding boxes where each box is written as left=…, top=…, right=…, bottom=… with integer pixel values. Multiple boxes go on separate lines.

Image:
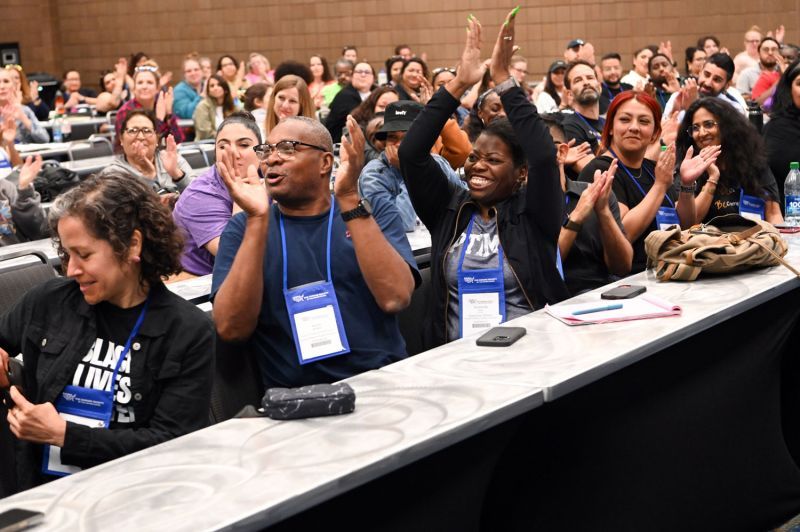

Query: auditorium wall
left=2, top=0, right=798, bottom=84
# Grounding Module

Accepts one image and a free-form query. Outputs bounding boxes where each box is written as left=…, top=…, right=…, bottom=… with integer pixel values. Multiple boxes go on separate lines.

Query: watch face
left=361, top=198, right=373, bottom=214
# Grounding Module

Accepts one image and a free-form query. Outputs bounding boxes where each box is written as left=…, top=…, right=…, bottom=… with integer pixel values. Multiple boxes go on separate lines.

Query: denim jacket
left=358, top=152, right=464, bottom=233
left=0, top=277, right=214, bottom=491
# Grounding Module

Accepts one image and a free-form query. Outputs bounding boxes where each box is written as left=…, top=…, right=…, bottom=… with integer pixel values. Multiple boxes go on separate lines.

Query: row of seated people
left=2, top=10, right=800, bottom=496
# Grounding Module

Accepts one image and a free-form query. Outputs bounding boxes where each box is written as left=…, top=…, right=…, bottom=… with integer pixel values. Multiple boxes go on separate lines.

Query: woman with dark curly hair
left=395, top=57, right=430, bottom=102
left=676, top=97, right=783, bottom=224
left=0, top=168, right=213, bottom=492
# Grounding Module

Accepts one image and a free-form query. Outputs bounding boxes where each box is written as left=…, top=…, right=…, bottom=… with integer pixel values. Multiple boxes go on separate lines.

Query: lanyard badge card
left=457, top=216, right=506, bottom=338
left=280, top=205, right=350, bottom=365
left=739, top=189, right=765, bottom=221
left=42, top=299, right=149, bottom=477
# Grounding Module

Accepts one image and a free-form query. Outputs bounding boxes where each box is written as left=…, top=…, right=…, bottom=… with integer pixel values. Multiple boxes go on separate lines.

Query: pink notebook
left=545, top=294, right=682, bottom=326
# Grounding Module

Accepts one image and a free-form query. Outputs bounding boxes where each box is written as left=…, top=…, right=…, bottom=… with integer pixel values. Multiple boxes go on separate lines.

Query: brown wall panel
left=0, top=0, right=797, bottom=89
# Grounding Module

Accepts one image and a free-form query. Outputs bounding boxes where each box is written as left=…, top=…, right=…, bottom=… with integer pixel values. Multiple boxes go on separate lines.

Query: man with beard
left=647, top=53, right=681, bottom=111
left=663, top=53, right=747, bottom=121
left=599, top=53, right=632, bottom=114
left=561, top=60, right=604, bottom=155
left=736, top=37, right=781, bottom=100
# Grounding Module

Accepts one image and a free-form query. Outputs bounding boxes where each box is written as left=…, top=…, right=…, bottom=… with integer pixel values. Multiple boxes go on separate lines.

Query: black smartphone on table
left=476, top=327, right=526, bottom=347
left=601, top=284, right=646, bottom=300
left=0, top=508, right=44, bottom=532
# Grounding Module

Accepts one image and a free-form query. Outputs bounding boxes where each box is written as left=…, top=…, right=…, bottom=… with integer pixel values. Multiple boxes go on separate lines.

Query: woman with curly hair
left=676, top=97, right=783, bottom=224
left=349, top=85, right=399, bottom=126
left=0, top=168, right=213, bottom=492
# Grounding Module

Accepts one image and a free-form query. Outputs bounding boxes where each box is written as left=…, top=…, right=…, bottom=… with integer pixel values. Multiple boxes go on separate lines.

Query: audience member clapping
left=109, top=109, right=192, bottom=201
left=115, top=61, right=184, bottom=145
left=173, top=112, right=261, bottom=276
left=4, top=65, right=49, bottom=121
left=0, top=68, right=48, bottom=144
left=579, top=91, right=692, bottom=273
left=396, top=58, right=430, bottom=102
left=95, top=58, right=131, bottom=114
left=245, top=53, right=273, bottom=86
left=676, top=98, right=782, bottom=224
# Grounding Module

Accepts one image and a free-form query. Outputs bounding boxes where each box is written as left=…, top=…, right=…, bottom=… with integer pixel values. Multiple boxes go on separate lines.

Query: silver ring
left=503, top=36, right=513, bottom=41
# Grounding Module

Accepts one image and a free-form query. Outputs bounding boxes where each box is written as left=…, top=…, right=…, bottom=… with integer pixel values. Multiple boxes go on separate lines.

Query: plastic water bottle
left=61, top=118, right=71, bottom=141
left=785, top=162, right=800, bottom=226
left=52, top=116, right=63, bottom=143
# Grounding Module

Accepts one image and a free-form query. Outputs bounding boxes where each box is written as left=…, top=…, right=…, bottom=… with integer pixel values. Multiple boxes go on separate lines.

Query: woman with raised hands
left=109, top=109, right=193, bottom=205
left=677, top=98, right=782, bottom=224
left=115, top=61, right=184, bottom=146
left=578, top=90, right=701, bottom=273
left=398, top=9, right=573, bottom=348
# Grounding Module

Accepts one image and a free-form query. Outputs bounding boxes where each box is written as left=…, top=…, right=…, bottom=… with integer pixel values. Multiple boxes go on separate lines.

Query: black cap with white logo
left=375, top=100, right=424, bottom=140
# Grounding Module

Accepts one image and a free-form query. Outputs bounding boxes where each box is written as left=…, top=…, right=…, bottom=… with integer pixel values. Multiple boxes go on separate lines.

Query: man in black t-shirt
left=599, top=53, right=633, bottom=114
left=561, top=60, right=604, bottom=180
left=648, top=53, right=680, bottom=112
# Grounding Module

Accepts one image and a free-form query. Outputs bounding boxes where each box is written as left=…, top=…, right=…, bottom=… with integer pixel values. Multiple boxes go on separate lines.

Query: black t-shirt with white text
left=71, top=301, right=145, bottom=426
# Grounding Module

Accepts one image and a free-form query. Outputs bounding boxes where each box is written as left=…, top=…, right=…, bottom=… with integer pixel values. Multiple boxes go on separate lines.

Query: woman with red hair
left=578, top=91, right=712, bottom=272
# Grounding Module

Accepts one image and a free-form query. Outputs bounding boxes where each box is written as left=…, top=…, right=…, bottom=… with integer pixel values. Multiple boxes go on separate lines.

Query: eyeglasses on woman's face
left=124, top=127, right=156, bottom=137
left=687, top=119, right=718, bottom=135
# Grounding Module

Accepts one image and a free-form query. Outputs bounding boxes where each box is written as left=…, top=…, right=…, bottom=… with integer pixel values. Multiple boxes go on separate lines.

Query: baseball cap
left=375, top=100, right=423, bottom=140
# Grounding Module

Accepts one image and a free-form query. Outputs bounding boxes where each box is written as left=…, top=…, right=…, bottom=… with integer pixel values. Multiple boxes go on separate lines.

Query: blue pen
left=572, top=303, right=623, bottom=316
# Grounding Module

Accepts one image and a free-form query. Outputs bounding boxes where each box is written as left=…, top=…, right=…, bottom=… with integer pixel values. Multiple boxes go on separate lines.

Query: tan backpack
left=644, top=214, right=799, bottom=281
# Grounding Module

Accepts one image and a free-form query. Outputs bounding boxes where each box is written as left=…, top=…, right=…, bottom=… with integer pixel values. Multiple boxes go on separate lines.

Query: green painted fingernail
left=511, top=5, right=521, bottom=16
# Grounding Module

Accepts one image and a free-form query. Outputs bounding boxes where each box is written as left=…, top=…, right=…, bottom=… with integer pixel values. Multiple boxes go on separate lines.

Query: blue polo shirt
left=212, top=200, right=419, bottom=388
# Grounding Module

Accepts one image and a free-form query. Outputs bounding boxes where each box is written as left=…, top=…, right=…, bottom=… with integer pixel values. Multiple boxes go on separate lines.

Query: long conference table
left=0, top=232, right=799, bottom=530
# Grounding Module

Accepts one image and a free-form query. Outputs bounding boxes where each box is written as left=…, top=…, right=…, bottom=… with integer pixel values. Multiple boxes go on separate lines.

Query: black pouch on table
left=262, top=382, right=356, bottom=420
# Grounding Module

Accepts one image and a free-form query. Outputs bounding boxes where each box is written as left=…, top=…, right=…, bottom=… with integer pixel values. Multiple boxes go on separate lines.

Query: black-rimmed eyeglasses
left=253, top=140, right=328, bottom=160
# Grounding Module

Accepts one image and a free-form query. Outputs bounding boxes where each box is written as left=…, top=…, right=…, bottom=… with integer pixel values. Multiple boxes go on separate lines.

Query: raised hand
left=489, top=6, right=520, bottom=84
left=417, top=75, right=434, bottom=105
left=658, top=41, right=674, bottom=63
left=663, top=70, right=681, bottom=93
left=163, top=86, right=174, bottom=115
left=136, top=144, right=157, bottom=177
left=1, top=115, right=17, bottom=145
left=115, top=57, right=128, bottom=79
left=218, top=147, right=268, bottom=217
left=29, top=80, right=39, bottom=101
left=155, top=92, right=167, bottom=121
left=159, top=71, right=173, bottom=88
left=452, top=15, right=485, bottom=89
left=571, top=173, right=603, bottom=224
left=660, top=110, right=680, bottom=146
left=334, top=115, right=366, bottom=201
left=655, top=143, right=677, bottom=188
left=18, top=155, right=43, bottom=189
left=679, top=144, right=720, bottom=185
left=159, top=134, right=179, bottom=178
left=564, top=139, right=592, bottom=166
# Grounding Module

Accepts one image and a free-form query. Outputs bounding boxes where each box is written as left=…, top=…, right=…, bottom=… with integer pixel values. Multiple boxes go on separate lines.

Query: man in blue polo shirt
left=211, top=115, right=418, bottom=388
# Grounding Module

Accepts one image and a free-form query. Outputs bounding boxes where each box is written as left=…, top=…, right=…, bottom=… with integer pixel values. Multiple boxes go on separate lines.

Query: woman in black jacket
left=0, top=167, right=213, bottom=491
left=764, top=58, right=800, bottom=208
left=398, top=10, right=570, bottom=348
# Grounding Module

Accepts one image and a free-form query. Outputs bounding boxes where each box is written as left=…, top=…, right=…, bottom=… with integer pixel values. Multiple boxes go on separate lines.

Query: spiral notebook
left=545, top=294, right=682, bottom=326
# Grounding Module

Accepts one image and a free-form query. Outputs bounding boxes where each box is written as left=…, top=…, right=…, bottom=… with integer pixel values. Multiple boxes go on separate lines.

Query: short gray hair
left=282, top=116, right=333, bottom=152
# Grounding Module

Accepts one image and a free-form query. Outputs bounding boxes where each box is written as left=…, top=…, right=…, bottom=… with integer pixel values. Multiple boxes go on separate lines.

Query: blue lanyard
left=457, top=215, right=504, bottom=273
left=608, top=149, right=674, bottom=208
left=110, top=297, right=150, bottom=398
left=656, top=90, right=667, bottom=109
left=602, top=83, right=616, bottom=102
left=575, top=112, right=604, bottom=139
left=279, top=197, right=335, bottom=290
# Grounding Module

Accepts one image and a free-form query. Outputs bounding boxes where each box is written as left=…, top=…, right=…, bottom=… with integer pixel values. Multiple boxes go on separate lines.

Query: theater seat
left=0, top=250, right=58, bottom=497
left=208, top=335, right=264, bottom=424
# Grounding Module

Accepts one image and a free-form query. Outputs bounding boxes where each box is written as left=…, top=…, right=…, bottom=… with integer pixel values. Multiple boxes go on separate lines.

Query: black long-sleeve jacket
left=0, top=278, right=214, bottom=491
left=398, top=85, right=569, bottom=349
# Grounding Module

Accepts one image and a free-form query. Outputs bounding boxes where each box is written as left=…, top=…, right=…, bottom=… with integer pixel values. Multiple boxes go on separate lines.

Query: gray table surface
left=2, top=234, right=798, bottom=530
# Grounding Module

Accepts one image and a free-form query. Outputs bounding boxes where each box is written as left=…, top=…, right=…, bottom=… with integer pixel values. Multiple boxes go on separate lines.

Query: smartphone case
left=476, top=327, right=527, bottom=347
left=261, top=382, right=356, bottom=420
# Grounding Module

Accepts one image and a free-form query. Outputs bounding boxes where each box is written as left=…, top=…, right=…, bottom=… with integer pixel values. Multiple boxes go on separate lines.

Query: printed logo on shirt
left=72, top=338, right=135, bottom=424
left=453, top=232, right=500, bottom=259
